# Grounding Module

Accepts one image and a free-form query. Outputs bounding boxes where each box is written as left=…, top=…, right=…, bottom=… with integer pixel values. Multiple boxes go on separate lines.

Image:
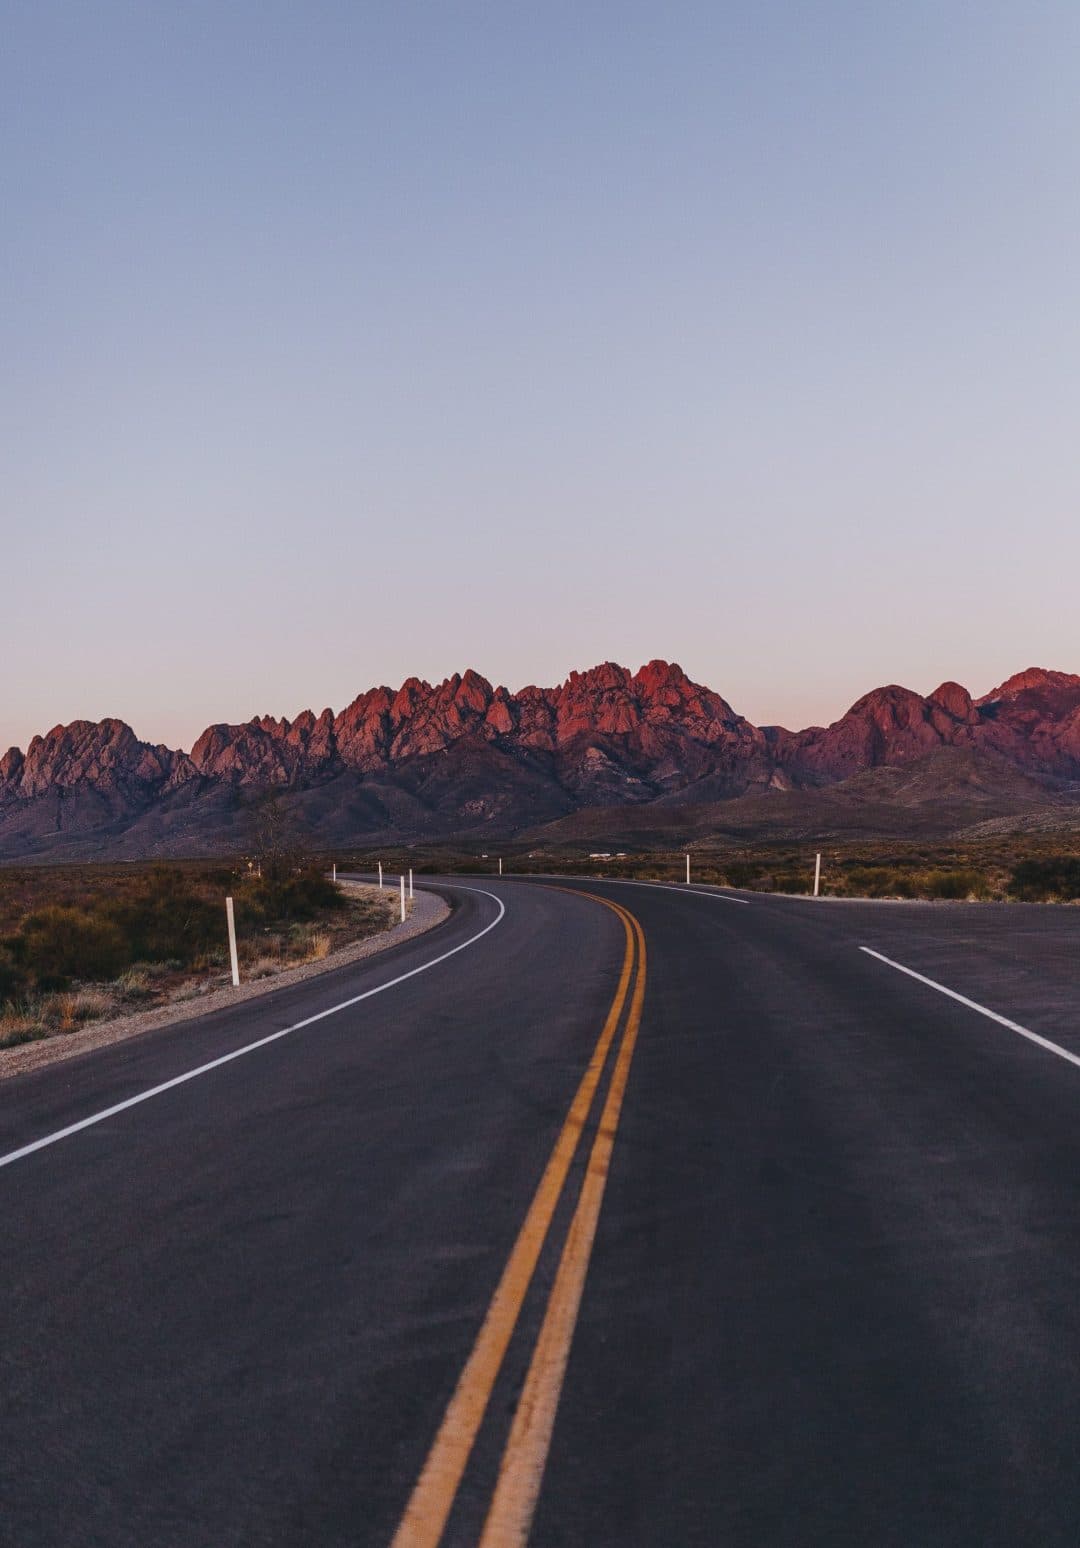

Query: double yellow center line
left=390, top=891, right=647, bottom=1548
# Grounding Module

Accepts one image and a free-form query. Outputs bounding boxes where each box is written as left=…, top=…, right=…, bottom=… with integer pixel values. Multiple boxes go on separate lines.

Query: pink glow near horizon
left=3, top=657, right=1059, bottom=760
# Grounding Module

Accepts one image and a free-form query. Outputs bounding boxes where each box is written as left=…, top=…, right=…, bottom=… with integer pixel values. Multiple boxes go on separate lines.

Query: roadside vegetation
left=0, top=860, right=393, bottom=1050
left=712, top=843, right=1080, bottom=902
left=339, top=837, right=1080, bottom=905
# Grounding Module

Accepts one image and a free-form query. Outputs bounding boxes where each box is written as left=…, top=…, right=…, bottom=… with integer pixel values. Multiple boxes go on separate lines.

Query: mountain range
left=2, top=661, right=1080, bottom=859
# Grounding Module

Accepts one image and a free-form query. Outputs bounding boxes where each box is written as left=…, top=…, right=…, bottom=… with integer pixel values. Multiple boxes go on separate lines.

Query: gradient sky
left=3, top=1, right=1078, bottom=754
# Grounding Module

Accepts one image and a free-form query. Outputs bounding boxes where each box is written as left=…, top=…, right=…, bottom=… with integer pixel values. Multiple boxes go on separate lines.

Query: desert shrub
left=239, top=867, right=345, bottom=924
left=724, top=862, right=764, bottom=888
left=0, top=944, right=21, bottom=1003
left=13, top=906, right=128, bottom=990
left=101, top=867, right=224, bottom=966
left=1010, top=857, right=1080, bottom=902
left=920, top=869, right=984, bottom=900
left=847, top=867, right=933, bottom=897
left=771, top=871, right=811, bottom=894
left=843, top=867, right=904, bottom=897
left=834, top=867, right=988, bottom=900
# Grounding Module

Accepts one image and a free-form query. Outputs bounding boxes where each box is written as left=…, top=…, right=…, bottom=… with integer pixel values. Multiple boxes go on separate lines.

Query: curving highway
left=4, top=876, right=1080, bottom=1545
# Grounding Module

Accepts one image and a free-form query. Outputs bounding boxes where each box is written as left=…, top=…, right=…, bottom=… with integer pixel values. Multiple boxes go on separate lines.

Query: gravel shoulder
left=0, top=882, right=449, bottom=1083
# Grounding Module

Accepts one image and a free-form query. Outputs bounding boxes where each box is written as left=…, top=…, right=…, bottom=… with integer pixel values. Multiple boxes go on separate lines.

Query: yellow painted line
left=389, top=895, right=637, bottom=1548
left=479, top=904, right=648, bottom=1547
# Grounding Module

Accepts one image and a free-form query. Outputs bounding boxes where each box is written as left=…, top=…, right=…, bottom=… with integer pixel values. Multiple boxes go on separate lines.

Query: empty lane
left=3, top=877, right=1080, bottom=1544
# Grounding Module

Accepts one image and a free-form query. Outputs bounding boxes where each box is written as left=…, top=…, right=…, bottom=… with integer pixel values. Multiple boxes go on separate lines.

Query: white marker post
left=813, top=852, right=822, bottom=898
left=399, top=874, right=406, bottom=922
left=686, top=853, right=691, bottom=885
left=332, top=862, right=337, bottom=883
left=378, top=862, right=383, bottom=889
left=498, top=857, right=503, bottom=877
left=408, top=868, right=414, bottom=899
left=225, top=896, right=240, bottom=987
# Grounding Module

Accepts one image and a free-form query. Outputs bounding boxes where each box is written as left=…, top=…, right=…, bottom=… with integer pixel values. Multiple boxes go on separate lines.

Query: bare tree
left=244, top=789, right=311, bottom=883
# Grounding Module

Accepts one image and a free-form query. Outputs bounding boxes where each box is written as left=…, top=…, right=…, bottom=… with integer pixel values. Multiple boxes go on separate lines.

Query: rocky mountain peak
left=0, top=746, right=25, bottom=786
left=7, top=718, right=181, bottom=800
left=928, top=681, right=976, bottom=721
left=979, top=667, right=1080, bottom=708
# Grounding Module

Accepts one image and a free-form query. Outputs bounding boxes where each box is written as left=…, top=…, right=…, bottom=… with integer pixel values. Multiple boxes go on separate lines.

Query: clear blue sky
left=3, top=1, right=1078, bottom=752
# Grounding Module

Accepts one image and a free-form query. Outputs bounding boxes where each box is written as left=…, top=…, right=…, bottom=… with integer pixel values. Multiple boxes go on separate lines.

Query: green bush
left=920, top=869, right=984, bottom=900
left=843, top=867, right=907, bottom=897
left=239, top=867, right=345, bottom=924
left=13, top=906, right=129, bottom=990
left=724, top=862, right=764, bottom=888
left=102, top=867, right=224, bottom=965
left=1010, top=857, right=1080, bottom=901
left=833, top=866, right=986, bottom=900
left=770, top=871, right=810, bottom=893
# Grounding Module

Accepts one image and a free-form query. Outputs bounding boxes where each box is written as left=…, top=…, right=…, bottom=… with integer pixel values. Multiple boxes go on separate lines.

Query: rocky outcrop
left=773, top=685, right=972, bottom=784
left=2, top=662, right=1079, bottom=857
left=773, top=669, right=1080, bottom=784
left=0, top=720, right=189, bottom=804
left=187, top=707, right=338, bottom=786
left=974, top=669, right=1080, bottom=775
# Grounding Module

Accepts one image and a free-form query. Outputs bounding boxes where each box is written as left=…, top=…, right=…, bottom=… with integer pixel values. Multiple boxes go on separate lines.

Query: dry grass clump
left=246, top=957, right=281, bottom=980
left=1, top=987, right=120, bottom=1044
left=115, top=966, right=161, bottom=1003
left=57, top=988, right=115, bottom=1033
left=0, top=1003, right=47, bottom=1048
left=170, top=978, right=221, bottom=1004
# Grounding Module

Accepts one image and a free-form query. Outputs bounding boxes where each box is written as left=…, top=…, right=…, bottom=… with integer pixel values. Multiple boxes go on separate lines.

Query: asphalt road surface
left=4, top=875, right=1080, bottom=1546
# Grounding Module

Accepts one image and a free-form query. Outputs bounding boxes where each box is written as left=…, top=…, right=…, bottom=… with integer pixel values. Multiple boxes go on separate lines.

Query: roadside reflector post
left=499, top=857, right=503, bottom=876
left=400, top=874, right=406, bottom=921
left=225, top=896, right=240, bottom=987
left=332, top=862, right=337, bottom=883
left=814, top=852, right=822, bottom=897
left=408, top=868, right=414, bottom=899
left=686, top=852, right=690, bottom=885
left=378, top=861, right=383, bottom=889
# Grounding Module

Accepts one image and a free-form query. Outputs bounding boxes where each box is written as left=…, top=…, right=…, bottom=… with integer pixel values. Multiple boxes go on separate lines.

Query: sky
left=3, top=1, right=1078, bottom=753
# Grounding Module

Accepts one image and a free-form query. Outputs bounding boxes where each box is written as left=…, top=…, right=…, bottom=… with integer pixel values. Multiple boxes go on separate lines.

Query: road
left=3, top=875, right=1080, bottom=1545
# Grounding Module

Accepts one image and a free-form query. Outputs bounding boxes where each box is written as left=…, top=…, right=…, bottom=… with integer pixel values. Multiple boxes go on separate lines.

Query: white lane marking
left=860, top=946, right=1080, bottom=1073
left=587, top=879, right=750, bottom=905
left=0, top=887, right=505, bottom=1172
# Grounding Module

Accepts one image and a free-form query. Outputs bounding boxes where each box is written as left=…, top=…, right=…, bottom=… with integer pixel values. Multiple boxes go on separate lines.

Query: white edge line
left=859, top=946, right=1080, bottom=1073
left=568, top=878, right=750, bottom=905
left=0, top=886, right=506, bottom=1172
